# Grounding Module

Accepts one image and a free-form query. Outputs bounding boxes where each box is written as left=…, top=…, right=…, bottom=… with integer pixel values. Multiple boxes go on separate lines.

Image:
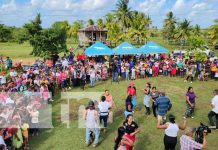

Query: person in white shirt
left=9, top=69, right=17, bottom=77
left=84, top=101, right=100, bottom=147
left=0, top=74, right=6, bottom=85
left=208, top=89, right=218, bottom=129
left=98, top=96, right=110, bottom=131
left=89, top=66, right=96, bottom=87
left=157, top=114, right=186, bottom=150
left=30, top=107, right=39, bottom=136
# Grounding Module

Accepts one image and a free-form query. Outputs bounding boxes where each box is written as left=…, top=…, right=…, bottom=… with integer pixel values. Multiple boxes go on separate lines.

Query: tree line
left=0, top=0, right=217, bottom=57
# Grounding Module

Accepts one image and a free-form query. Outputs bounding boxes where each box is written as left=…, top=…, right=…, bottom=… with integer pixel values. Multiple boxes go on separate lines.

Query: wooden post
left=92, top=32, right=93, bottom=43
left=100, top=31, right=102, bottom=42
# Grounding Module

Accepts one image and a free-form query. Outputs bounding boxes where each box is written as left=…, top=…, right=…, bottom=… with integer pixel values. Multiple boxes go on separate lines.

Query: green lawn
left=29, top=77, right=218, bottom=150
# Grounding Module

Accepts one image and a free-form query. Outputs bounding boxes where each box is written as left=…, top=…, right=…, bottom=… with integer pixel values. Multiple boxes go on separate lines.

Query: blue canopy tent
left=139, top=41, right=169, bottom=54
left=114, top=42, right=142, bottom=55
left=85, top=41, right=114, bottom=56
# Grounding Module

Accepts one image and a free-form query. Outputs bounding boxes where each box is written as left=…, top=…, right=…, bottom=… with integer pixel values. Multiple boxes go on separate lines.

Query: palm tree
left=115, top=0, right=132, bottom=31
left=96, top=18, right=104, bottom=29
left=192, top=24, right=201, bottom=37
left=208, top=19, right=218, bottom=45
left=175, top=19, right=192, bottom=47
left=128, top=11, right=150, bottom=44
left=162, top=11, right=177, bottom=43
left=68, top=21, right=82, bottom=39
left=87, top=19, right=94, bottom=26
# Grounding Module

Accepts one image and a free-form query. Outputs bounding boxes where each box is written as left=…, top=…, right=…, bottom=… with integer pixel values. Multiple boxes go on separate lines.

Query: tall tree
left=31, top=26, right=67, bottom=57
left=128, top=11, right=150, bottom=44
left=208, top=19, right=218, bottom=45
left=162, top=11, right=177, bottom=43
left=96, top=18, right=104, bottom=29
left=116, top=0, right=132, bottom=31
left=0, top=24, right=12, bottom=42
left=87, top=19, right=94, bottom=26
left=68, top=21, right=83, bottom=39
left=23, top=13, right=42, bottom=38
left=192, top=24, right=201, bottom=37
left=175, top=19, right=192, bottom=46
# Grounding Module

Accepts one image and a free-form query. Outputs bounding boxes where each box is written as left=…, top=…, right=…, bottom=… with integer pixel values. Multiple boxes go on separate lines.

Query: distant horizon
left=0, top=0, right=218, bottom=29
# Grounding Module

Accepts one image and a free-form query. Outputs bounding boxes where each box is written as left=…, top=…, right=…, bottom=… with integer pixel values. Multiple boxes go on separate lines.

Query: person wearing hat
left=157, top=114, right=187, bottom=150
left=84, top=101, right=100, bottom=147
left=180, top=127, right=207, bottom=150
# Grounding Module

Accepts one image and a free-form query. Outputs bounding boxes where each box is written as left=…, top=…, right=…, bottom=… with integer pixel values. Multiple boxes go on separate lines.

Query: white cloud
left=0, top=0, right=17, bottom=14
left=139, top=0, right=166, bottom=14
left=42, top=0, right=78, bottom=10
left=172, top=0, right=185, bottom=12
left=192, top=2, right=207, bottom=9
left=81, top=0, right=111, bottom=11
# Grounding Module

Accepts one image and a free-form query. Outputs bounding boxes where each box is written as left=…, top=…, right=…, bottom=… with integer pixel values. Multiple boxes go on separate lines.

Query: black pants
left=164, top=135, right=177, bottom=150
left=80, top=80, right=86, bottom=90
left=100, top=115, right=108, bottom=128
left=208, top=111, right=218, bottom=128
left=186, top=75, right=193, bottom=81
left=152, top=102, right=157, bottom=117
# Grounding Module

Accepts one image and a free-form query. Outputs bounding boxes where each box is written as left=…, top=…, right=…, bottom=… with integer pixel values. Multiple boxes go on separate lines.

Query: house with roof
left=78, top=25, right=108, bottom=45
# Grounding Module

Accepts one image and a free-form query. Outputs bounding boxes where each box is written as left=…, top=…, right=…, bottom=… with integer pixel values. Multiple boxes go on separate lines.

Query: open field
left=29, top=77, right=218, bottom=150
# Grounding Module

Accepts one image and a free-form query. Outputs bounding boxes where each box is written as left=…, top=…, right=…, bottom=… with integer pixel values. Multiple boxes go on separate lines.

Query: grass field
left=0, top=41, right=218, bottom=149
left=28, top=77, right=218, bottom=150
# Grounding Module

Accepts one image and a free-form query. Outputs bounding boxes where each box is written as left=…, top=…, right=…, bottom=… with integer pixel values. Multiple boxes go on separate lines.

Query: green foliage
left=194, top=51, right=207, bottom=62
left=0, top=24, right=12, bottom=42
left=87, top=19, right=94, bottom=26
left=175, top=19, right=192, bottom=46
left=96, top=18, right=105, bottom=29
left=208, top=19, right=218, bottom=45
left=12, top=28, right=29, bottom=44
left=116, top=0, right=132, bottom=30
left=68, top=21, right=83, bottom=39
left=23, top=13, right=42, bottom=38
left=23, top=14, right=67, bottom=57
left=30, top=27, right=67, bottom=57
left=188, top=36, right=205, bottom=49
left=162, top=11, right=177, bottom=42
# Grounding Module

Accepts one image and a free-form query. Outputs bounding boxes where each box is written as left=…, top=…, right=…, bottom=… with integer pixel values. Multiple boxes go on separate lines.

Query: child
left=125, top=67, right=130, bottom=81
left=21, top=123, right=29, bottom=149
left=131, top=67, right=135, bottom=80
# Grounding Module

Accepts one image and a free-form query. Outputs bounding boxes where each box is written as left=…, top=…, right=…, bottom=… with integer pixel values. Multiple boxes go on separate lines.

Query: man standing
left=208, top=89, right=218, bottom=129
left=155, top=92, right=172, bottom=124
left=98, top=96, right=110, bottom=132
left=180, top=127, right=207, bottom=150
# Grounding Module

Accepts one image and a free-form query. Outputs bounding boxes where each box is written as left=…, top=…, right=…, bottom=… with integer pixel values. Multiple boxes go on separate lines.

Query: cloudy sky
left=0, top=0, right=217, bottom=28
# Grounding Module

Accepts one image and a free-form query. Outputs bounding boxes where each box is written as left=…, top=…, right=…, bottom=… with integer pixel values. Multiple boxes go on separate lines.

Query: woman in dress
left=143, top=83, right=151, bottom=115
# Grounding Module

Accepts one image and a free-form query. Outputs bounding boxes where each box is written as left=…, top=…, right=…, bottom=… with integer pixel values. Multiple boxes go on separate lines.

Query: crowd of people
left=0, top=50, right=217, bottom=150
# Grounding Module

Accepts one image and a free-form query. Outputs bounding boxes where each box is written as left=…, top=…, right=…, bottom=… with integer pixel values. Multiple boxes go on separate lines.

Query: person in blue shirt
left=155, top=92, right=172, bottom=124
